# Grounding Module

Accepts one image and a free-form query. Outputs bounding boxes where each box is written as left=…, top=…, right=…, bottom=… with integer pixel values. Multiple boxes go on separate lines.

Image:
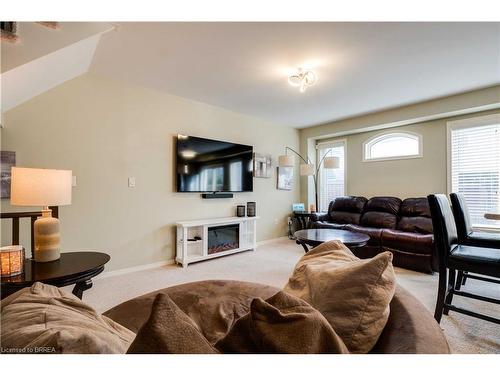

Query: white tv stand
left=175, top=216, right=259, bottom=268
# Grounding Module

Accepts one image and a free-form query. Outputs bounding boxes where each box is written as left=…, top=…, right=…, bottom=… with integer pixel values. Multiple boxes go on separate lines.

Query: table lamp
left=10, top=167, right=72, bottom=262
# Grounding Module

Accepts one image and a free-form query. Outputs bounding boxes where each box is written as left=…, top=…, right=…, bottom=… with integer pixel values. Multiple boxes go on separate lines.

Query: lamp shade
left=323, top=156, right=340, bottom=169
left=11, top=167, right=72, bottom=206
left=300, top=163, right=315, bottom=176
left=278, top=155, right=295, bottom=167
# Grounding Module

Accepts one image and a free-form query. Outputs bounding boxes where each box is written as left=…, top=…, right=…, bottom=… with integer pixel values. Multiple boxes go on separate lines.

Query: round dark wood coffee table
left=1, top=252, right=110, bottom=300
left=295, top=229, right=369, bottom=253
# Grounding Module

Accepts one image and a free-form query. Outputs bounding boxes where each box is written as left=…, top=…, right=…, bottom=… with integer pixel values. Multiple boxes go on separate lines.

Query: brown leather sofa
left=309, top=196, right=437, bottom=273
left=103, top=280, right=450, bottom=354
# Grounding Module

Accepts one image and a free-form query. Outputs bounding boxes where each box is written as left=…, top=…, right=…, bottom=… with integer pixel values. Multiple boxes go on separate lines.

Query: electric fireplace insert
left=207, top=224, right=240, bottom=254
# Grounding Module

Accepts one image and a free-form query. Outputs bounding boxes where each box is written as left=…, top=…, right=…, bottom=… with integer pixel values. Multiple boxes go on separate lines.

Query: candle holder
left=0, top=245, right=25, bottom=277
left=236, top=205, right=246, bottom=217
left=247, top=202, right=256, bottom=217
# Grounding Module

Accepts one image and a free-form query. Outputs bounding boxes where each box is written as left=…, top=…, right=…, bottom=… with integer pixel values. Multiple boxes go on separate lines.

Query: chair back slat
left=450, top=193, right=473, bottom=240
left=427, top=194, right=458, bottom=267
left=12, top=217, right=20, bottom=245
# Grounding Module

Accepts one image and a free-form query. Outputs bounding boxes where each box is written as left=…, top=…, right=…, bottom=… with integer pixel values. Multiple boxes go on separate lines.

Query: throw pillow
left=215, top=290, right=349, bottom=354
left=284, top=240, right=396, bottom=353
left=127, top=293, right=218, bottom=354
left=1, top=282, right=135, bottom=354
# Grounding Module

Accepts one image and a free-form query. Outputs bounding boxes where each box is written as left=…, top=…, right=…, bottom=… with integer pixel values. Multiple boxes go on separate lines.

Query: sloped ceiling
left=2, top=22, right=499, bottom=127
left=90, top=22, right=500, bottom=127
left=1, top=22, right=113, bottom=112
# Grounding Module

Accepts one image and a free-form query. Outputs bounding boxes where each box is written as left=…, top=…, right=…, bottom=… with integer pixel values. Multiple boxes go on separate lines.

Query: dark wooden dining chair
left=427, top=194, right=500, bottom=324
left=449, top=192, right=500, bottom=289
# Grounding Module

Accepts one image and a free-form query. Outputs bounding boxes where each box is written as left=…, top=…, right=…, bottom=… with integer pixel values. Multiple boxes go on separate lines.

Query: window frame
left=362, top=131, right=423, bottom=162
left=447, top=113, right=500, bottom=232
left=316, top=139, right=347, bottom=212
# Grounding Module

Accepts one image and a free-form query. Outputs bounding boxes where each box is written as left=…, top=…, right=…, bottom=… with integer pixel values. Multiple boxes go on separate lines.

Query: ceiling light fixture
left=288, top=68, right=316, bottom=93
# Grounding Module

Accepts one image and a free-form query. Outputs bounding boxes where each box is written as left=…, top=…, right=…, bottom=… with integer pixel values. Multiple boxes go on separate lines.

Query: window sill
left=362, top=154, right=423, bottom=163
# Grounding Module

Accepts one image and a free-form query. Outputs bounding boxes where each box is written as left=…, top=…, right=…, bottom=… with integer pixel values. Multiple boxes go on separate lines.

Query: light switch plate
left=128, top=177, right=136, bottom=187
left=72, top=176, right=77, bottom=187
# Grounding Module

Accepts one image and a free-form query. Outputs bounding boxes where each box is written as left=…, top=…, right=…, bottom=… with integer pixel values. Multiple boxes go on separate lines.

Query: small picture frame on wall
left=1, top=151, right=16, bottom=198
left=277, top=166, right=293, bottom=190
left=253, top=153, right=272, bottom=178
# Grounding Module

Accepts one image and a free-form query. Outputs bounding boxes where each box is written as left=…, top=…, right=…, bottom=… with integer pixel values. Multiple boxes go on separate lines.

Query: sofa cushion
left=1, top=282, right=135, bottom=354
left=364, top=197, right=402, bottom=215
left=215, top=291, right=349, bottom=354
left=381, top=229, right=434, bottom=255
left=330, top=196, right=367, bottom=214
left=397, top=198, right=433, bottom=234
left=330, top=211, right=361, bottom=225
left=361, top=212, right=398, bottom=229
left=345, top=224, right=383, bottom=246
left=284, top=240, right=396, bottom=354
left=360, top=197, right=401, bottom=229
left=127, top=294, right=218, bottom=354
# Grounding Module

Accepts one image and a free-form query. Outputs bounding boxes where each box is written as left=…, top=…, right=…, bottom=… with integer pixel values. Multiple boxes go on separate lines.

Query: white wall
left=1, top=73, right=300, bottom=271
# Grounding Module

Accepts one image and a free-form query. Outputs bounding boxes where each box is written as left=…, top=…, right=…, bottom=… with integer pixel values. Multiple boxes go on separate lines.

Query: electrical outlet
left=128, top=177, right=136, bottom=188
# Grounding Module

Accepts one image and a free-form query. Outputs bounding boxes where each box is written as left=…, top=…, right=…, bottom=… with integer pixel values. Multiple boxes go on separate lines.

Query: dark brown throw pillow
left=126, top=293, right=218, bottom=354
left=215, top=291, right=349, bottom=354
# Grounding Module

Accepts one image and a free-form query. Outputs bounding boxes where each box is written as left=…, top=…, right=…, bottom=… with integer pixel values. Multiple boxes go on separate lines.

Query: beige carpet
left=72, top=238, right=500, bottom=354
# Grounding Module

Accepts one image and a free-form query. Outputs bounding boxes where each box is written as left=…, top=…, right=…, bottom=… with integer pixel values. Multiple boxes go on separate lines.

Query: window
left=317, top=140, right=346, bottom=212
left=449, top=114, right=500, bottom=229
left=363, top=131, right=422, bottom=161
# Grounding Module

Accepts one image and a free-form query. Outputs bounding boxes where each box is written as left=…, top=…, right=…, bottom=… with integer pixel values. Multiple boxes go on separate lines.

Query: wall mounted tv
left=176, top=135, right=254, bottom=193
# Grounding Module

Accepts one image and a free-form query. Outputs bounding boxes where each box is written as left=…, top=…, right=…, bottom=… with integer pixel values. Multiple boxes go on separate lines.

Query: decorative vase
left=236, top=205, right=246, bottom=217
left=247, top=202, right=256, bottom=217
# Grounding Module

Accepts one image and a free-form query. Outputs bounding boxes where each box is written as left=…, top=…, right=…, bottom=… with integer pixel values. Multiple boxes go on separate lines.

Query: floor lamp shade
left=278, top=155, right=295, bottom=167
left=300, top=164, right=315, bottom=176
left=323, top=156, right=340, bottom=169
left=10, top=167, right=72, bottom=263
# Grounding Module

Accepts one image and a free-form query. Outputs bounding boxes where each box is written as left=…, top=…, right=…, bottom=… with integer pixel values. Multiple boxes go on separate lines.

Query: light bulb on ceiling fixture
left=288, top=68, right=317, bottom=93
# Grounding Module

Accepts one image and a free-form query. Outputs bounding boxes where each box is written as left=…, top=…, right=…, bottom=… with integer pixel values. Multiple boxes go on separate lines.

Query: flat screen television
left=176, top=135, right=253, bottom=192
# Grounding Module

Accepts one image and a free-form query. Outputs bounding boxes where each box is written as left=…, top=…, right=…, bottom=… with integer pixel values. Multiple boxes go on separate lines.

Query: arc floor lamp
left=278, top=147, right=339, bottom=211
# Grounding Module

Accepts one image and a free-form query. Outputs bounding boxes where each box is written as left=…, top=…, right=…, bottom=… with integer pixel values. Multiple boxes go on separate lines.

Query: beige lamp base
left=33, top=209, right=61, bottom=262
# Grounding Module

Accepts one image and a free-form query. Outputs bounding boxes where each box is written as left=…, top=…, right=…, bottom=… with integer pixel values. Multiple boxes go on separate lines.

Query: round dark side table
left=294, top=228, right=369, bottom=253
left=1, top=252, right=110, bottom=300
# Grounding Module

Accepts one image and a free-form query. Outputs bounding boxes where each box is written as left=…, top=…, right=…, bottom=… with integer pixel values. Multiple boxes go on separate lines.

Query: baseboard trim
left=96, top=259, right=175, bottom=280
left=256, top=236, right=289, bottom=246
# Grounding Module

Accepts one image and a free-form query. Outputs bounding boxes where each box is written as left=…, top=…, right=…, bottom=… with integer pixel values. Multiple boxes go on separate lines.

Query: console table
left=176, top=216, right=258, bottom=268
left=289, top=211, right=327, bottom=239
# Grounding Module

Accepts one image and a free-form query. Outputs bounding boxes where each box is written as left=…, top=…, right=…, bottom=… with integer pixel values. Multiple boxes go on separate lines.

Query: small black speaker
left=247, top=202, right=256, bottom=217
left=236, top=205, right=246, bottom=217
left=201, top=193, right=234, bottom=199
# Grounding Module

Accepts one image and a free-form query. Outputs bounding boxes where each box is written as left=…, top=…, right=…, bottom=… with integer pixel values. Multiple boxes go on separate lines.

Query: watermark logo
left=1, top=346, right=57, bottom=354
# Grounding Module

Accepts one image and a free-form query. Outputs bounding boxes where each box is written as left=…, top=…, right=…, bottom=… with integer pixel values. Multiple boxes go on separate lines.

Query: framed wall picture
left=292, top=203, right=305, bottom=211
left=1, top=151, right=15, bottom=198
left=277, top=166, right=293, bottom=190
left=253, top=153, right=272, bottom=178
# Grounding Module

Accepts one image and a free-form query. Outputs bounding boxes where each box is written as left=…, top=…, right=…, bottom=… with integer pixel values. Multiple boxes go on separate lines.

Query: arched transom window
left=363, top=131, right=422, bottom=161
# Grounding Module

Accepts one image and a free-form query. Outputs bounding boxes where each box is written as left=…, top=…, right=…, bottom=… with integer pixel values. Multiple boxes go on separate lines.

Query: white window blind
left=450, top=116, right=500, bottom=228
left=317, top=141, right=345, bottom=212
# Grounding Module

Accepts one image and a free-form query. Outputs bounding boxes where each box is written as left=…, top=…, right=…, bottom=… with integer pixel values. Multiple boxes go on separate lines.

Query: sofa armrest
left=309, top=212, right=329, bottom=222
